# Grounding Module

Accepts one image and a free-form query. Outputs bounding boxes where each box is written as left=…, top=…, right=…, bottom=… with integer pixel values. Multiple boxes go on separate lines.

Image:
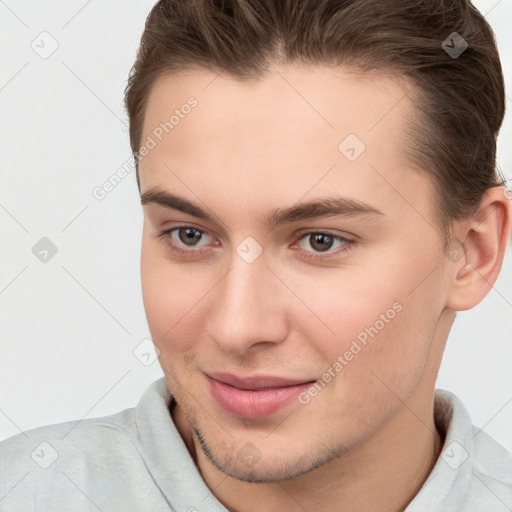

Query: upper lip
left=206, top=371, right=315, bottom=390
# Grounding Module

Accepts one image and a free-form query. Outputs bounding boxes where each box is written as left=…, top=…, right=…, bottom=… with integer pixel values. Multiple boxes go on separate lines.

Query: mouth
left=205, top=371, right=316, bottom=419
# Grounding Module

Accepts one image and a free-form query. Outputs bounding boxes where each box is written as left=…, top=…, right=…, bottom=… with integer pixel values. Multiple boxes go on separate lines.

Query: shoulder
left=0, top=378, right=177, bottom=511
left=0, top=406, right=138, bottom=466
left=469, top=425, right=512, bottom=508
left=432, top=389, right=512, bottom=511
left=0, top=408, right=148, bottom=510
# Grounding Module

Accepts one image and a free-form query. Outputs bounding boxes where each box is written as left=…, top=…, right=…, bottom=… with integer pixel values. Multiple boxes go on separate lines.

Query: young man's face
left=139, top=65, right=454, bottom=481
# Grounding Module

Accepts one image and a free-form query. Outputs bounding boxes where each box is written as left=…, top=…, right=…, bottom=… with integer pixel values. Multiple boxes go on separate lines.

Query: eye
left=171, top=227, right=209, bottom=247
left=293, top=231, right=354, bottom=260
left=154, top=226, right=214, bottom=256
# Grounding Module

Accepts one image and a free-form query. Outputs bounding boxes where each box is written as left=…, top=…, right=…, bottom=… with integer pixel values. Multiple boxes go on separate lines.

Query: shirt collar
left=405, top=389, right=474, bottom=510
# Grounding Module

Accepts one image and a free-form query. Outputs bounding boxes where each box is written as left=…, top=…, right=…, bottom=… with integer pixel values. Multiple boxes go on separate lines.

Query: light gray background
left=1, top=0, right=511, bottom=451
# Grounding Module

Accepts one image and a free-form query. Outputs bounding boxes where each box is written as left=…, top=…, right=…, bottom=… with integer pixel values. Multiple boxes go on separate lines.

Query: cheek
left=140, top=235, right=214, bottom=355
left=327, top=300, right=434, bottom=438
left=288, top=267, right=404, bottom=356
left=295, top=283, right=435, bottom=438
left=141, top=239, right=169, bottom=336
left=291, top=261, right=435, bottom=397
left=141, top=237, right=185, bottom=343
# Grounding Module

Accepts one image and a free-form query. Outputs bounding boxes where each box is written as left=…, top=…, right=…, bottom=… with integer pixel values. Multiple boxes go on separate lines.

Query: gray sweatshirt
left=1, top=377, right=511, bottom=511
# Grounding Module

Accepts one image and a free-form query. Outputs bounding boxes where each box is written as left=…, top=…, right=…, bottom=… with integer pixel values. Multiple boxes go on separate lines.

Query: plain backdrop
left=1, top=0, right=511, bottom=452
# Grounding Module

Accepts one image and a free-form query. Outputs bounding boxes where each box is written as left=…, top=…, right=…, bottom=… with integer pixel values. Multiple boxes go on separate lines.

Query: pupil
left=180, top=228, right=201, bottom=246
left=311, top=233, right=332, bottom=252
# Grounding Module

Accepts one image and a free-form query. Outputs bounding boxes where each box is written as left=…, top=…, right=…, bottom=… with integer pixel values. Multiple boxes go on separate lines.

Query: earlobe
left=445, top=186, right=512, bottom=312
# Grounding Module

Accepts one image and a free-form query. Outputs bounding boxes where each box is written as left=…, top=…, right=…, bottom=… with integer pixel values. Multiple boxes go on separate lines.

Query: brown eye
left=178, top=227, right=204, bottom=246
left=154, top=226, right=214, bottom=257
left=293, top=231, right=355, bottom=261
left=297, top=232, right=351, bottom=254
left=308, top=233, right=335, bottom=252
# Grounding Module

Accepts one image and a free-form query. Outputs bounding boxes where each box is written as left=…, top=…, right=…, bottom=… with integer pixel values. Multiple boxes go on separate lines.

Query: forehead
left=141, top=65, right=415, bottom=158
left=138, top=65, right=433, bottom=231
left=141, top=65, right=416, bottom=169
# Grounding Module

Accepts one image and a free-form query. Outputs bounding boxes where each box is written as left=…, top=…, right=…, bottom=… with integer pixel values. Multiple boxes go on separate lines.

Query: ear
left=445, top=185, right=512, bottom=311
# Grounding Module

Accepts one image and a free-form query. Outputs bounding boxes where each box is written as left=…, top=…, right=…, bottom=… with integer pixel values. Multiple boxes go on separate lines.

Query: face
left=139, top=65, right=451, bottom=482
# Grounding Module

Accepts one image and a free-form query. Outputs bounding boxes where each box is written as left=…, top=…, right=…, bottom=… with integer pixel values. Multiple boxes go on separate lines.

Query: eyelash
left=153, top=225, right=355, bottom=261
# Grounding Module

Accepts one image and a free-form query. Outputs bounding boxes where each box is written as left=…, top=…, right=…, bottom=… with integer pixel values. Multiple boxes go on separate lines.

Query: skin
left=138, top=64, right=512, bottom=512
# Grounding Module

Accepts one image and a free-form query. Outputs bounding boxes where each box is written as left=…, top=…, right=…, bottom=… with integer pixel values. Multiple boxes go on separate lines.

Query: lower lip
left=207, top=376, right=313, bottom=419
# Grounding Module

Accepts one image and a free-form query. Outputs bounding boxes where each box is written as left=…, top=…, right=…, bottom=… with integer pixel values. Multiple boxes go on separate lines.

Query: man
left=1, top=0, right=511, bottom=510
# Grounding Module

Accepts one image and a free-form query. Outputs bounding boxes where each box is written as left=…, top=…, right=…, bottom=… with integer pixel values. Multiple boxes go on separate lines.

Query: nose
left=206, top=247, right=289, bottom=356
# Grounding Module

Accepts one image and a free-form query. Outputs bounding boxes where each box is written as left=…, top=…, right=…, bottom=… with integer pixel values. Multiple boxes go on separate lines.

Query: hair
left=124, top=0, right=507, bottom=250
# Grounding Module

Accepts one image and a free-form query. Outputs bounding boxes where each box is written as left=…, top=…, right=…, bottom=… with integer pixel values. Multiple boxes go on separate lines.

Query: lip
left=207, top=371, right=314, bottom=390
left=205, top=371, right=315, bottom=419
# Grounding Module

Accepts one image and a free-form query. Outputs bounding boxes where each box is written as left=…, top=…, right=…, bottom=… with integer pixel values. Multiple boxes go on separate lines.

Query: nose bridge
left=207, top=247, right=287, bottom=354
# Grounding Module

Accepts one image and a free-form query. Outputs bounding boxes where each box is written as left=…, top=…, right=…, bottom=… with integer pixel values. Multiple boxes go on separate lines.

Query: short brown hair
left=124, top=0, right=506, bottom=248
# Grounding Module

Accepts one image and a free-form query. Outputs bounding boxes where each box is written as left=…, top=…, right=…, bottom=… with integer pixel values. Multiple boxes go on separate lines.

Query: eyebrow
left=140, top=187, right=385, bottom=227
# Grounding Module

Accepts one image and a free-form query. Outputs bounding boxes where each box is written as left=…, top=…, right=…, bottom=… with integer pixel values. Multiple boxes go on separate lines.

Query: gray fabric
left=1, top=377, right=511, bottom=511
